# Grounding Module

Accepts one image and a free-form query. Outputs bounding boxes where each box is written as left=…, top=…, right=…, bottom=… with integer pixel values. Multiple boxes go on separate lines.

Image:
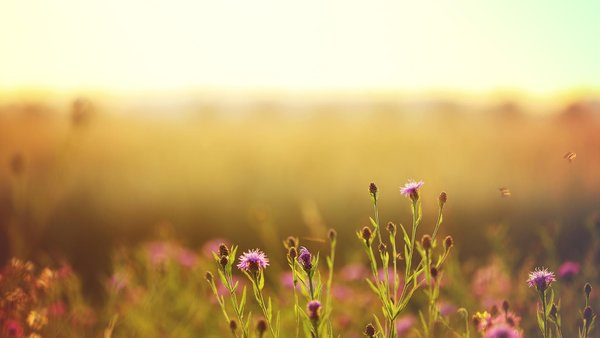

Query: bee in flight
left=563, top=151, right=576, bottom=162
left=499, top=187, right=511, bottom=198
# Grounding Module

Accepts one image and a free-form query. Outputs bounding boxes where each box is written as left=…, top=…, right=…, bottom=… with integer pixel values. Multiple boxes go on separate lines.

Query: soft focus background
left=1, top=1, right=600, bottom=337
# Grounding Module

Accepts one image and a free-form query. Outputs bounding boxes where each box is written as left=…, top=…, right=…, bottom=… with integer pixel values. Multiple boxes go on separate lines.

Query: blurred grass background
left=1, top=93, right=599, bottom=298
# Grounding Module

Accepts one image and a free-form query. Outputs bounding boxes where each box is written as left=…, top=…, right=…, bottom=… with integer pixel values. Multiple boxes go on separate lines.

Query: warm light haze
left=2, top=0, right=600, bottom=93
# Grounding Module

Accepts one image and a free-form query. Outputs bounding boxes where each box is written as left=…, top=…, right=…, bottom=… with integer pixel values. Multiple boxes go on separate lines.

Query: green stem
left=540, top=291, right=547, bottom=338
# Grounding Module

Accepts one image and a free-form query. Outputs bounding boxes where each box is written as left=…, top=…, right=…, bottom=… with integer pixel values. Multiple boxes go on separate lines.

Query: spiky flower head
left=364, top=323, right=376, bottom=337
left=400, top=180, right=424, bottom=201
left=297, top=247, right=313, bottom=272
left=237, top=249, right=269, bottom=272
left=527, top=267, right=556, bottom=292
left=484, top=324, right=522, bottom=338
left=307, top=300, right=321, bottom=321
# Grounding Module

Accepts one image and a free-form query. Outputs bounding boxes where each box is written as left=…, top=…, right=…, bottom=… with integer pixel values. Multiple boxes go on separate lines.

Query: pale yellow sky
left=1, top=0, right=599, bottom=93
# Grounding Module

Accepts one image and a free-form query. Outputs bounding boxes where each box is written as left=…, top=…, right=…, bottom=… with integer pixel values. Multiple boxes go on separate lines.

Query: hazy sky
left=1, top=0, right=599, bottom=93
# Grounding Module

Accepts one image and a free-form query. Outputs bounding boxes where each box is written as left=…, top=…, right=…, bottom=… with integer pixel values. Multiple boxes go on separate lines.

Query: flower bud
left=307, top=300, right=321, bottom=321
left=219, top=256, right=229, bottom=268
left=205, top=271, right=213, bottom=282
left=369, top=182, right=378, bottom=199
left=502, top=300, right=510, bottom=313
left=288, top=247, right=297, bottom=260
left=218, top=244, right=229, bottom=257
left=256, top=319, right=268, bottom=338
left=438, top=191, right=447, bottom=207
left=284, top=236, right=298, bottom=249
left=229, top=319, right=238, bottom=333
left=328, top=229, right=337, bottom=241
left=386, top=222, right=396, bottom=235
left=583, top=306, right=594, bottom=323
left=364, top=323, right=376, bottom=337
left=443, top=236, right=454, bottom=252
left=421, top=235, right=432, bottom=251
left=549, top=303, right=558, bottom=320
left=430, top=267, right=439, bottom=280
left=361, top=227, right=372, bottom=245
left=585, top=282, right=592, bottom=299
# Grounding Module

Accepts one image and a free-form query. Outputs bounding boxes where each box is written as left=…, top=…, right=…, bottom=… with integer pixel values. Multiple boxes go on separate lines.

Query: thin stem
left=540, top=291, right=548, bottom=338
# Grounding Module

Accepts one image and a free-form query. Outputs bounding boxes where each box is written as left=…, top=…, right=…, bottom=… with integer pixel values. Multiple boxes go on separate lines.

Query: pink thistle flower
left=237, top=249, right=269, bottom=272
left=558, top=261, right=580, bottom=280
left=485, top=324, right=522, bottom=338
left=400, top=180, right=424, bottom=200
left=3, top=319, right=23, bottom=337
left=527, top=267, right=556, bottom=292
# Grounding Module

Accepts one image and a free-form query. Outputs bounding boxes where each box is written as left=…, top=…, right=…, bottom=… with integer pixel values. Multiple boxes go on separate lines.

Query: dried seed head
left=328, top=229, right=337, bottom=241
left=443, top=236, right=454, bottom=252
left=218, top=244, right=229, bottom=257
left=439, top=191, right=447, bottom=207
left=229, top=319, right=238, bottom=333
left=421, top=235, right=432, bottom=251
left=386, top=222, right=396, bottom=235
left=361, top=227, right=372, bottom=245
left=378, top=242, right=387, bottom=254
left=502, top=300, right=510, bottom=313
left=288, top=247, right=297, bottom=260
left=585, top=282, right=592, bottom=298
left=219, top=256, right=229, bottom=268
left=205, top=271, right=213, bottom=282
left=256, top=319, right=268, bottom=337
left=364, top=323, right=376, bottom=337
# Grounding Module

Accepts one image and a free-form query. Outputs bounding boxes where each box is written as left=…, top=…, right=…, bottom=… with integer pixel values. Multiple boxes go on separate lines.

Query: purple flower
left=237, top=249, right=269, bottom=272
left=297, top=246, right=313, bottom=272
left=527, top=267, right=556, bottom=292
left=558, top=261, right=580, bottom=280
left=307, top=300, right=321, bottom=321
left=485, top=324, right=522, bottom=338
left=400, top=180, right=424, bottom=200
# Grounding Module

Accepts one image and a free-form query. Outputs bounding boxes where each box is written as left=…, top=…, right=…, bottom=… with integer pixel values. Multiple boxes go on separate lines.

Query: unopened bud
left=364, top=323, right=376, bottom=337
left=421, top=235, right=432, bottom=251
left=444, top=236, right=454, bottom=252
left=256, top=319, right=268, bottom=337
left=502, top=300, right=510, bottom=313
left=288, top=247, right=297, bottom=260
left=328, top=229, right=337, bottom=241
left=219, top=256, right=229, bottom=267
left=378, top=242, right=387, bottom=254
left=386, top=222, right=396, bottom=235
left=361, top=227, right=372, bottom=245
left=585, top=282, right=592, bottom=299
left=218, top=244, right=229, bottom=257
left=439, top=191, right=447, bottom=207
left=229, top=319, right=238, bottom=333
left=205, top=271, right=213, bottom=282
